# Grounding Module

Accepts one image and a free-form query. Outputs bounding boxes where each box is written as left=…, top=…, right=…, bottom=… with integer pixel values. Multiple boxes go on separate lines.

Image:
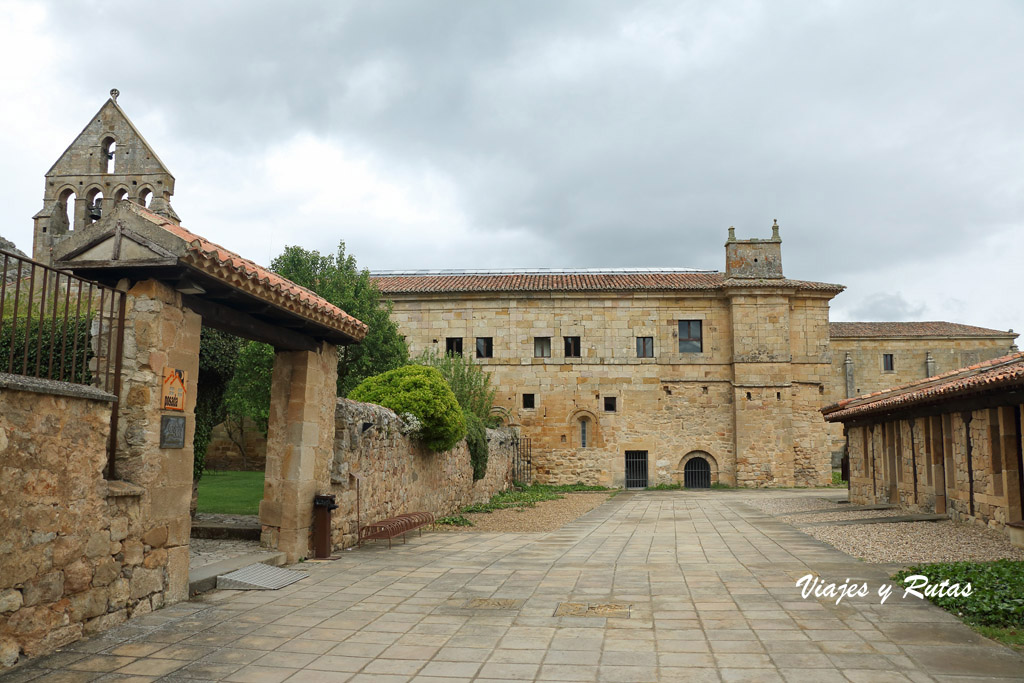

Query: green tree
left=223, top=340, right=274, bottom=435
left=349, top=365, right=466, bottom=452
left=194, top=328, right=241, bottom=480
left=415, top=348, right=498, bottom=480
left=271, top=242, right=408, bottom=396
left=218, top=241, right=407, bottom=437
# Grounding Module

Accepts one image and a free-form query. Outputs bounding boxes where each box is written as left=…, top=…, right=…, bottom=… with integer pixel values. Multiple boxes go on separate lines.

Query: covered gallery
left=822, top=352, right=1024, bottom=545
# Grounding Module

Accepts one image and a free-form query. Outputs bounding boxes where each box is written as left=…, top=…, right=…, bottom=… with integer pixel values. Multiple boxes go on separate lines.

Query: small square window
left=883, top=353, right=895, bottom=372
left=604, top=396, right=617, bottom=412
left=636, top=336, right=654, bottom=358
left=522, top=393, right=535, bottom=409
left=534, top=337, right=551, bottom=358
left=564, top=336, right=581, bottom=358
left=476, top=337, right=493, bottom=358
left=445, top=337, right=463, bottom=356
left=678, top=320, right=702, bottom=353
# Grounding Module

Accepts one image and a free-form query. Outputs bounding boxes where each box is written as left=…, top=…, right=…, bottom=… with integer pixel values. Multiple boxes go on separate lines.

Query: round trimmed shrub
left=348, top=365, right=466, bottom=452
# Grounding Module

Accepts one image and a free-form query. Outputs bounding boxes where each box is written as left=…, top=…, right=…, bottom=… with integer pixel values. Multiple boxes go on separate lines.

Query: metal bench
left=358, top=512, right=435, bottom=548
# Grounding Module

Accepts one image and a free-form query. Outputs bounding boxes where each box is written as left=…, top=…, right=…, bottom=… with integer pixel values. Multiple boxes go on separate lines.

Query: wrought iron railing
left=1, top=248, right=125, bottom=395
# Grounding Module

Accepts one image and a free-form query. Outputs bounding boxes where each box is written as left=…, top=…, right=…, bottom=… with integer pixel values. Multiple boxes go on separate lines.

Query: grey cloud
left=17, top=0, right=1024, bottom=293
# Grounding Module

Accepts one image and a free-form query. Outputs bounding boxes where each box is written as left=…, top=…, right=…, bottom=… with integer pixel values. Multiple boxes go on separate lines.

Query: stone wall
left=0, top=377, right=173, bottom=669
left=328, top=399, right=516, bottom=549
left=204, top=417, right=266, bottom=471
left=844, top=403, right=1024, bottom=536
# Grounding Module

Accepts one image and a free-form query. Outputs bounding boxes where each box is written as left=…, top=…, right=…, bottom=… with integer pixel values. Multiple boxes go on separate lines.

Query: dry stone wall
left=0, top=378, right=174, bottom=669
left=328, top=399, right=516, bottom=549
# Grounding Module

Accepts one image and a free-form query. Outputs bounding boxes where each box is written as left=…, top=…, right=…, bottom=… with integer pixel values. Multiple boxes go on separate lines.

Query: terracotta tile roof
left=371, top=271, right=844, bottom=294
left=830, top=321, right=1015, bottom=339
left=822, top=351, right=1024, bottom=422
left=129, top=203, right=368, bottom=342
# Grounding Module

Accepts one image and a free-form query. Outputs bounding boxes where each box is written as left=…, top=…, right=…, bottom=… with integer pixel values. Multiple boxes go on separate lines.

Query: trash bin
left=313, top=494, right=339, bottom=559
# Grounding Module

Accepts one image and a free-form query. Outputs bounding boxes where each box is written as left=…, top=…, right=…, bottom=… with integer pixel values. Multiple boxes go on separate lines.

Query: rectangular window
left=636, top=336, right=654, bottom=358
left=604, top=396, right=617, bottom=412
left=534, top=337, right=551, bottom=358
left=883, top=353, right=895, bottom=372
left=678, top=320, right=703, bottom=353
left=522, top=393, right=535, bottom=409
left=564, top=336, right=581, bottom=358
left=445, top=337, right=463, bottom=356
left=476, top=337, right=493, bottom=358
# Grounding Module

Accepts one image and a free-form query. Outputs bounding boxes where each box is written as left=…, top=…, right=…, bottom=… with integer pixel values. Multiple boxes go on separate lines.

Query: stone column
left=260, top=343, right=338, bottom=563
left=925, top=351, right=936, bottom=378
left=111, top=279, right=201, bottom=605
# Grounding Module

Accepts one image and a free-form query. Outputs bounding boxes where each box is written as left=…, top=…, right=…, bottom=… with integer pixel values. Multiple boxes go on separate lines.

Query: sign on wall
left=162, top=367, right=187, bottom=411
left=160, top=415, right=186, bottom=449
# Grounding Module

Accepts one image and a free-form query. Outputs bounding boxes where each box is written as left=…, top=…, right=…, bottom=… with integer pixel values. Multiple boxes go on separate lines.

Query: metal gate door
left=683, top=457, right=711, bottom=489
left=512, top=437, right=532, bottom=484
left=625, top=451, right=648, bottom=489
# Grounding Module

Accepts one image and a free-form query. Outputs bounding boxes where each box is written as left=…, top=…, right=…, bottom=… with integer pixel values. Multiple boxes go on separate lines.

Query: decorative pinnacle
left=727, top=226, right=736, bottom=242
left=110, top=88, right=120, bottom=102
left=771, top=219, right=780, bottom=240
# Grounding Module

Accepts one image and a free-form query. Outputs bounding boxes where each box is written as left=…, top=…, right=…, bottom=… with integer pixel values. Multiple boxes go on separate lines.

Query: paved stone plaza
left=5, top=491, right=1023, bottom=682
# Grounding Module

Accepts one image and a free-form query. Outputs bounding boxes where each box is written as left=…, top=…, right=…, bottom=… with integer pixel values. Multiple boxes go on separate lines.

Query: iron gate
left=512, top=437, right=532, bottom=484
left=684, top=457, right=711, bottom=489
left=625, top=451, right=648, bottom=489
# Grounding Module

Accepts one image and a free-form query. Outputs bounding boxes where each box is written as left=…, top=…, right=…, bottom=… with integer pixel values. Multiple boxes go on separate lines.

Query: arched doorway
left=684, top=456, right=711, bottom=489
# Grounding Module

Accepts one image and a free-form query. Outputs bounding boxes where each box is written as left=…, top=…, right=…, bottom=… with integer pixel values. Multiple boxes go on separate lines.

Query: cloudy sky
left=1, top=1, right=1021, bottom=333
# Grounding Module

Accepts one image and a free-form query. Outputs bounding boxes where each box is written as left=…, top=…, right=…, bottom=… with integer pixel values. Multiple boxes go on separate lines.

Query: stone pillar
left=925, top=351, right=936, bottom=378
left=260, top=343, right=338, bottom=563
left=999, top=405, right=1023, bottom=524
left=111, top=279, right=201, bottom=605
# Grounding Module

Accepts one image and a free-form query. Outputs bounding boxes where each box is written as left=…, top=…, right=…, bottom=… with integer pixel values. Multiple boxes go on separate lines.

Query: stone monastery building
left=29, top=93, right=1017, bottom=490
left=372, top=239, right=1017, bottom=489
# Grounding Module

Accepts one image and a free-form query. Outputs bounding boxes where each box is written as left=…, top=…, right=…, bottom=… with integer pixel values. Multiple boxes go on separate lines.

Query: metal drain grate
left=464, top=598, right=523, bottom=609
left=216, top=563, right=308, bottom=591
left=554, top=602, right=631, bottom=618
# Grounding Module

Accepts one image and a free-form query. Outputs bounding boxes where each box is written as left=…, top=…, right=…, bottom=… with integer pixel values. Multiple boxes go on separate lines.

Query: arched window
left=113, top=188, right=129, bottom=203
left=102, top=137, right=116, bottom=174
left=580, top=417, right=589, bottom=448
left=86, top=188, right=104, bottom=223
left=57, top=188, right=76, bottom=231
left=138, top=188, right=153, bottom=208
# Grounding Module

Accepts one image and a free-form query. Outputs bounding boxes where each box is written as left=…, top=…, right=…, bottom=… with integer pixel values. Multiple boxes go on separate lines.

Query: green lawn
left=196, top=470, right=265, bottom=515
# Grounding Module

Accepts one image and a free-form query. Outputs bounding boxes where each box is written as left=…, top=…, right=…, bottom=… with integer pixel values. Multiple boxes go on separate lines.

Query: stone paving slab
left=4, top=490, right=1023, bottom=682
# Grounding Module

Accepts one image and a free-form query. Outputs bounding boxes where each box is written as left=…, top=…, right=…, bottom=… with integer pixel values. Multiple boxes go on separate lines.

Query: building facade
left=822, top=352, right=1024, bottom=544
left=373, top=231, right=1018, bottom=490
left=374, top=225, right=845, bottom=488
left=824, top=322, right=1018, bottom=461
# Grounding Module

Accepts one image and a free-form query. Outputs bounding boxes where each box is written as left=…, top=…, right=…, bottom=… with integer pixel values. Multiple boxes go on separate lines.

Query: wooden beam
left=181, top=294, right=318, bottom=351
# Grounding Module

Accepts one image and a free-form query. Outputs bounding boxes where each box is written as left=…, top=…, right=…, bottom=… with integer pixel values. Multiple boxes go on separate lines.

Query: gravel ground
left=782, top=509, right=907, bottom=524
left=746, top=493, right=1024, bottom=564
left=742, top=495, right=838, bottom=516
left=807, top=520, right=1024, bottom=564
left=433, top=492, right=613, bottom=533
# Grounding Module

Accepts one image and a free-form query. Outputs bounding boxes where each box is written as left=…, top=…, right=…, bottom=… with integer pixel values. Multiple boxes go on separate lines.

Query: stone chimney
left=725, top=220, right=784, bottom=279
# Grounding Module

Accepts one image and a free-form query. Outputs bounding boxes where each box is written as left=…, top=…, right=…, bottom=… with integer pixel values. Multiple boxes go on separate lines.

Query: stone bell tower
left=32, top=89, right=179, bottom=264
